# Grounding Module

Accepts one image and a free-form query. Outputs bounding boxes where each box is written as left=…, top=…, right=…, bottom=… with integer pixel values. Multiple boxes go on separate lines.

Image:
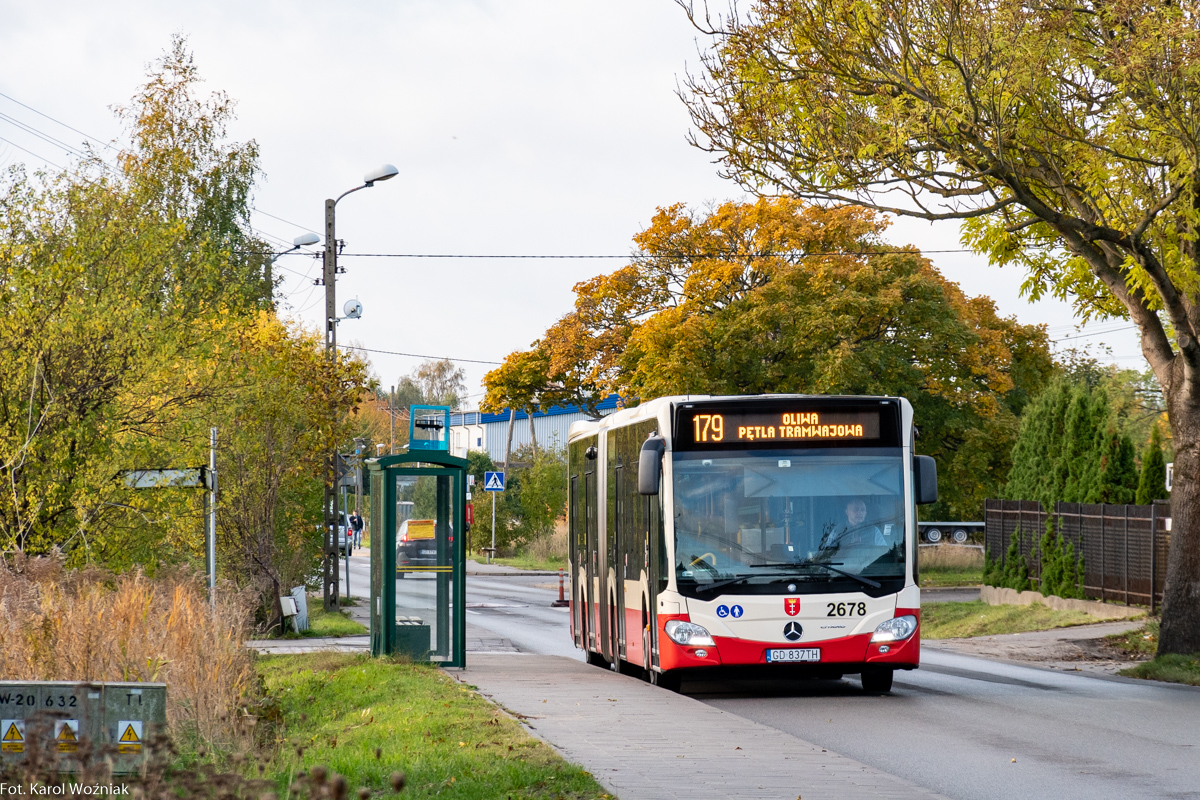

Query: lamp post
left=267, top=232, right=321, bottom=301
left=323, top=164, right=398, bottom=611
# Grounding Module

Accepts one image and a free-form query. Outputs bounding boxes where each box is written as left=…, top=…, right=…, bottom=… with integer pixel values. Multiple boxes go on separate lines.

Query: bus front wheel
left=861, top=668, right=894, bottom=693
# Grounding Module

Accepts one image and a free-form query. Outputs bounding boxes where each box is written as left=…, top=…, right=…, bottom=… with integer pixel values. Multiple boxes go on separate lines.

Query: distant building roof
left=454, top=395, right=623, bottom=426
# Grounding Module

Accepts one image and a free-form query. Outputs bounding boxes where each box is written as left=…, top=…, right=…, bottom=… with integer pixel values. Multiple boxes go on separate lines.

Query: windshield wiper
left=750, top=560, right=881, bottom=589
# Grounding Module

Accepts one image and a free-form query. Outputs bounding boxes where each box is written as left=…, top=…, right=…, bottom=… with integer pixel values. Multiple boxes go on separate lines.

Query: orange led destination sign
left=689, top=410, right=881, bottom=444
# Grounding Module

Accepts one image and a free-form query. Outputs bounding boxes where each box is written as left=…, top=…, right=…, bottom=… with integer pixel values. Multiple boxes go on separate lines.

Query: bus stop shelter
left=367, top=451, right=467, bottom=665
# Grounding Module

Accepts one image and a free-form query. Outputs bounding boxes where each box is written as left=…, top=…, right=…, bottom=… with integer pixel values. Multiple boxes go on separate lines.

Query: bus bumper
left=656, top=613, right=920, bottom=675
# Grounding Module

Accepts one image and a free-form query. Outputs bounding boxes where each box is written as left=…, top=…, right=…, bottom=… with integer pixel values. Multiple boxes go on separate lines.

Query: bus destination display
left=689, top=410, right=881, bottom=444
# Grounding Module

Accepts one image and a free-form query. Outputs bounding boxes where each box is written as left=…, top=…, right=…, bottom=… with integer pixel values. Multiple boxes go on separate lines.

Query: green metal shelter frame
left=367, top=452, right=467, bottom=665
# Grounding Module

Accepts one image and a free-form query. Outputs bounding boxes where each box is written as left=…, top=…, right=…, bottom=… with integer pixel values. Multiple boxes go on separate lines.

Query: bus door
left=570, top=436, right=599, bottom=654
left=585, top=465, right=598, bottom=652
left=568, top=474, right=581, bottom=647
left=603, top=438, right=624, bottom=663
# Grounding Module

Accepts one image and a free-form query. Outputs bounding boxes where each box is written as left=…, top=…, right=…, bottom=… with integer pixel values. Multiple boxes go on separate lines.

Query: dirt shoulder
left=924, top=619, right=1150, bottom=676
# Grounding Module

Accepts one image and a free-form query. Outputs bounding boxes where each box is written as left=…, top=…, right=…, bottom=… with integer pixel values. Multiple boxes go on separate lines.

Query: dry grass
left=919, top=544, right=985, bottom=570
left=523, top=518, right=568, bottom=563
left=0, top=555, right=256, bottom=750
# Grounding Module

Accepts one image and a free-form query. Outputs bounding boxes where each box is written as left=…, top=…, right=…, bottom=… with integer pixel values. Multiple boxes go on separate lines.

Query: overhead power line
left=332, top=248, right=985, bottom=259
left=1053, top=325, right=1138, bottom=343
left=338, top=344, right=502, bottom=365
left=251, top=206, right=320, bottom=236
left=0, top=90, right=117, bottom=151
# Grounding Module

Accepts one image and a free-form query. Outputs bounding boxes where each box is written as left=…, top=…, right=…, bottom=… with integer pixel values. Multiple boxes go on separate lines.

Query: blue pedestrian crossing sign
left=484, top=471, right=505, bottom=492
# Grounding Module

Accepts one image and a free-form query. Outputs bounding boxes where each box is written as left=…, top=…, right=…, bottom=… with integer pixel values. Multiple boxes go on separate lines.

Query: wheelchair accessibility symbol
left=716, top=605, right=730, bottom=617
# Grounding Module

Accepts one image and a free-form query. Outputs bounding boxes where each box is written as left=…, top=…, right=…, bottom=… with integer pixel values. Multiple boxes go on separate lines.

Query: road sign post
left=484, top=471, right=505, bottom=564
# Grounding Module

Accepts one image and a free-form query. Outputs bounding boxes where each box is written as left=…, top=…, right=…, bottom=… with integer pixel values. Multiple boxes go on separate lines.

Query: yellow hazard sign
left=1, top=719, right=24, bottom=754
left=55, top=720, right=79, bottom=753
left=117, top=720, right=142, bottom=754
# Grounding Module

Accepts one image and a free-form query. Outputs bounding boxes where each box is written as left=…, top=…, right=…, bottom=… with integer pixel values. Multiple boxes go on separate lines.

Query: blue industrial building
left=450, top=395, right=622, bottom=461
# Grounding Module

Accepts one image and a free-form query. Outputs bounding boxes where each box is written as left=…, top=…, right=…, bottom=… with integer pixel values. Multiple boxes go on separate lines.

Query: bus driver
left=821, top=498, right=887, bottom=550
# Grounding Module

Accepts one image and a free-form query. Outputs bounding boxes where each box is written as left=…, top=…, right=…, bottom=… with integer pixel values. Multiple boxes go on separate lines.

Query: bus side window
left=570, top=475, right=580, bottom=549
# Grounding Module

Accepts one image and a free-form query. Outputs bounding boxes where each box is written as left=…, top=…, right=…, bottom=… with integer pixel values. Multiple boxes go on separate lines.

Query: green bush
left=1036, top=524, right=1084, bottom=599
left=986, top=530, right=1031, bottom=591
left=987, top=526, right=1085, bottom=597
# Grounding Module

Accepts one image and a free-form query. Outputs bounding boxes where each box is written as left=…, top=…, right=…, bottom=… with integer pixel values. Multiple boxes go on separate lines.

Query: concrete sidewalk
left=450, top=654, right=950, bottom=800
left=247, top=635, right=369, bottom=655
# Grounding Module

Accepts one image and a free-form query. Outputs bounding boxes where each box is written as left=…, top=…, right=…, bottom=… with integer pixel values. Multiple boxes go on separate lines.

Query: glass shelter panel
left=370, top=468, right=386, bottom=653
left=394, top=473, right=457, bottom=662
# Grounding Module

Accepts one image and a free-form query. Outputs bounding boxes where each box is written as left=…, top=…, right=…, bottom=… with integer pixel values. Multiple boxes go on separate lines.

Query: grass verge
left=1109, top=620, right=1200, bottom=686
left=272, top=603, right=368, bottom=639
left=487, top=554, right=567, bottom=572
left=258, top=652, right=610, bottom=799
left=1119, top=654, right=1200, bottom=686
left=1106, top=619, right=1160, bottom=658
left=918, top=545, right=983, bottom=587
left=920, top=569, right=984, bottom=587
left=304, top=605, right=368, bottom=638
left=922, top=600, right=1129, bottom=639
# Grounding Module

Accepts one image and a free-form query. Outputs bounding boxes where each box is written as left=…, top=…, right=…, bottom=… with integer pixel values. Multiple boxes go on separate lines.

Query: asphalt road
left=338, top=552, right=578, bottom=659
left=692, top=651, right=1200, bottom=800
left=338, top=553, right=1200, bottom=799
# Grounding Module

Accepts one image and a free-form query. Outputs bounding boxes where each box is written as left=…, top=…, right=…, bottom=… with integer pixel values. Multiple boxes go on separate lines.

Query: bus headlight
left=664, top=620, right=715, bottom=646
left=871, top=615, right=917, bottom=643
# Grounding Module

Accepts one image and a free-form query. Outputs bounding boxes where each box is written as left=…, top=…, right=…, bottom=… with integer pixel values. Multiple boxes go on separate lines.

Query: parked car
left=316, top=512, right=353, bottom=556
left=396, top=518, right=440, bottom=577
left=335, top=512, right=352, bottom=557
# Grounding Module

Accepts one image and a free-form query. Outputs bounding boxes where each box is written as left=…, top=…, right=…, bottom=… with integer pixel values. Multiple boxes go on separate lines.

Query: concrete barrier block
left=980, top=585, right=1145, bottom=618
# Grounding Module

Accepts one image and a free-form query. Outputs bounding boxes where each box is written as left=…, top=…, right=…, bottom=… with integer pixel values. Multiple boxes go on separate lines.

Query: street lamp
left=266, top=232, right=321, bottom=301
left=323, top=164, right=398, bottom=611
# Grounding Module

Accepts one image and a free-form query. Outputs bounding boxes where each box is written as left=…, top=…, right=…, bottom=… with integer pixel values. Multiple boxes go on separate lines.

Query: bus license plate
left=766, top=648, right=821, bottom=663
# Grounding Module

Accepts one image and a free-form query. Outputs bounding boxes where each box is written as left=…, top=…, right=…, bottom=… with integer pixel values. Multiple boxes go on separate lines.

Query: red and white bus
left=567, top=395, right=937, bottom=693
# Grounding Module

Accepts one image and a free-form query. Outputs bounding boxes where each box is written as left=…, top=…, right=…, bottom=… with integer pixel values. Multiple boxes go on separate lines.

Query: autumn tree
left=0, top=37, right=270, bottom=558
left=490, top=198, right=1051, bottom=518
left=0, top=39, right=374, bottom=625
left=212, top=315, right=368, bottom=625
left=396, top=359, right=467, bottom=409
left=680, top=0, right=1200, bottom=654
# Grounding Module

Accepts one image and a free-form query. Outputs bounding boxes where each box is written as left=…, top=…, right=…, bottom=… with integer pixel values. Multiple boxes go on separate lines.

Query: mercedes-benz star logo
left=783, top=622, right=803, bottom=642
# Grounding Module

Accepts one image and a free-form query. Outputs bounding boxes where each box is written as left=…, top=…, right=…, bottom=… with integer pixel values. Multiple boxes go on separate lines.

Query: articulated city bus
left=567, top=395, right=937, bottom=693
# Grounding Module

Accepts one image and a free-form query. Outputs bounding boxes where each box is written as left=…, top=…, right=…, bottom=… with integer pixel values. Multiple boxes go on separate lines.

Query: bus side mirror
left=638, top=436, right=666, bottom=495
left=914, top=455, right=938, bottom=505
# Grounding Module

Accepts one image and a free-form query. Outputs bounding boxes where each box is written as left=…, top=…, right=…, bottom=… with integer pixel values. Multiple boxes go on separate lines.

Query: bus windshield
left=672, top=448, right=907, bottom=597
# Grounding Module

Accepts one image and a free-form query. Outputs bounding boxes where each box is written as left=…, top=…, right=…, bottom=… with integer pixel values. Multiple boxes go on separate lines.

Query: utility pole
left=389, top=385, right=396, bottom=455
left=323, top=197, right=340, bottom=611
left=208, top=427, right=217, bottom=602
left=318, top=165, right=398, bottom=611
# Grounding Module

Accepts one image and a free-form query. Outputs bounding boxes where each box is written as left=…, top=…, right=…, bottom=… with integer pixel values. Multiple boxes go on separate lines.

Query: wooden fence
left=983, top=499, right=1171, bottom=610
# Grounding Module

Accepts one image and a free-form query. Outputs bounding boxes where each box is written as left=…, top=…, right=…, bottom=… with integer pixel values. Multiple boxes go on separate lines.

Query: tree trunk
left=529, top=409, right=539, bottom=457
left=503, top=408, right=515, bottom=472
left=1157, top=383, right=1200, bottom=656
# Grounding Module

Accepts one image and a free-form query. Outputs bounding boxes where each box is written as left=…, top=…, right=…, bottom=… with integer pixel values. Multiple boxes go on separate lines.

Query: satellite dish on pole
left=343, top=298, right=363, bottom=319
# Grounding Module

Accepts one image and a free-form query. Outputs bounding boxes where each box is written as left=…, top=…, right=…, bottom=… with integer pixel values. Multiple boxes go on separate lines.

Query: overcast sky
left=0, top=0, right=1145, bottom=407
